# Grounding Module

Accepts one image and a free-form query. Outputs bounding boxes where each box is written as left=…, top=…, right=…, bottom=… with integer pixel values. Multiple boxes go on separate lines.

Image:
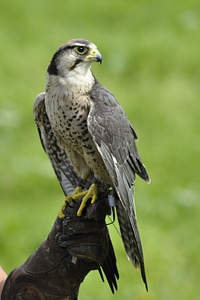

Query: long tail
left=116, top=199, right=148, bottom=291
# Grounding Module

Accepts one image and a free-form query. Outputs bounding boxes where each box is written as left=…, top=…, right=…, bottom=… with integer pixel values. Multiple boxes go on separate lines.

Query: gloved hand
left=1, top=193, right=119, bottom=300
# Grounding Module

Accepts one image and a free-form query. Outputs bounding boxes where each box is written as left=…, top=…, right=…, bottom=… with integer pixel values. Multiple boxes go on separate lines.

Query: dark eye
left=74, top=46, right=88, bottom=55
left=77, top=46, right=84, bottom=53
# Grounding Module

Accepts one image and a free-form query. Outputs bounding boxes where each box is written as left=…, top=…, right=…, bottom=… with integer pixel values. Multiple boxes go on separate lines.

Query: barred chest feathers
left=44, top=72, right=94, bottom=155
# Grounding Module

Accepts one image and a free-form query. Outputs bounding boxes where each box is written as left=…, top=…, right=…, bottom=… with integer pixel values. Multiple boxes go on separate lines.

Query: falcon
left=34, top=93, right=119, bottom=293
left=34, top=38, right=150, bottom=291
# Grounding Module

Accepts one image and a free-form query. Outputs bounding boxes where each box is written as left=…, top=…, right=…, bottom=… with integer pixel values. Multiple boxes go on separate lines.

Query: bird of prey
left=34, top=38, right=150, bottom=291
left=34, top=93, right=119, bottom=293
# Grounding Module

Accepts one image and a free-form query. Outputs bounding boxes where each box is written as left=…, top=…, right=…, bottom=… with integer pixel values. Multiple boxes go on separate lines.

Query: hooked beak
left=86, top=48, right=103, bottom=64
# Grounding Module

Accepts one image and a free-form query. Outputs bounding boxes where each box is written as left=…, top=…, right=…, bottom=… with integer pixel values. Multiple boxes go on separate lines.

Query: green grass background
left=0, top=0, right=200, bottom=299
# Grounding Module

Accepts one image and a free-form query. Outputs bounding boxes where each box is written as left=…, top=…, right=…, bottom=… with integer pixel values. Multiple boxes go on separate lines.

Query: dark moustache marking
left=47, top=46, right=72, bottom=75
left=69, top=59, right=83, bottom=71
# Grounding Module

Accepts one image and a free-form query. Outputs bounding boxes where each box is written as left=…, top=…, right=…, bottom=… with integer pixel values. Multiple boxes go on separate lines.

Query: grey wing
left=88, top=81, right=150, bottom=289
left=33, top=92, right=80, bottom=195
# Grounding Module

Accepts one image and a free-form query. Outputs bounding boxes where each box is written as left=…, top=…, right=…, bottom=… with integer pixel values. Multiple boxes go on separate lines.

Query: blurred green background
left=0, top=0, right=200, bottom=299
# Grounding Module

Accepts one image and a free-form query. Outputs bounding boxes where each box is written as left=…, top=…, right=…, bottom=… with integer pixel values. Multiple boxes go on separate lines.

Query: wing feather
left=88, top=80, right=149, bottom=289
left=33, top=92, right=80, bottom=195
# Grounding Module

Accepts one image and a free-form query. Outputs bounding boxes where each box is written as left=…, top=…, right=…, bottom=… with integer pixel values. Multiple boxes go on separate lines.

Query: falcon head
left=47, top=38, right=102, bottom=77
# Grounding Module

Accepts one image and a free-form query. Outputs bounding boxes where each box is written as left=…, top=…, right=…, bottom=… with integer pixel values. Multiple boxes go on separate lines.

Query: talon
left=90, top=184, right=98, bottom=204
left=77, top=183, right=98, bottom=216
left=62, top=183, right=99, bottom=217
left=59, top=186, right=83, bottom=219
left=58, top=202, right=66, bottom=219
left=65, top=186, right=83, bottom=203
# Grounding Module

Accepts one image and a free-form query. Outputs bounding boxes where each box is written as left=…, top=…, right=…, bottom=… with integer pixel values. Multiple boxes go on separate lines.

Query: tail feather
left=99, top=235, right=119, bottom=293
left=116, top=200, right=148, bottom=291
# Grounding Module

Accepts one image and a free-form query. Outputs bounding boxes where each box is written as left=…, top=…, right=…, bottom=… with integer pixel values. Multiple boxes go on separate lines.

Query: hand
left=0, top=267, right=7, bottom=297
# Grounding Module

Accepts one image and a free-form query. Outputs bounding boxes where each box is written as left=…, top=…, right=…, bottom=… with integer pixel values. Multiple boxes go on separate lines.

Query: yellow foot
left=59, top=184, right=99, bottom=218
left=65, top=186, right=83, bottom=203
left=58, top=202, right=66, bottom=219
left=74, top=183, right=98, bottom=216
left=58, top=186, right=82, bottom=218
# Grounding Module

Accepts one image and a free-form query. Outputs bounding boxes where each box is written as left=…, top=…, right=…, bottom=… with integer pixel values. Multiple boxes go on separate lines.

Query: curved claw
left=60, top=184, right=99, bottom=218
left=58, top=203, right=67, bottom=219
left=76, top=183, right=98, bottom=216
left=59, top=186, right=83, bottom=218
left=65, top=186, right=83, bottom=203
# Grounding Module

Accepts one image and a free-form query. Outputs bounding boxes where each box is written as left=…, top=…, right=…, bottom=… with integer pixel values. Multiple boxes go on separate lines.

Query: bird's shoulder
left=88, top=78, right=134, bottom=135
left=89, top=78, right=120, bottom=109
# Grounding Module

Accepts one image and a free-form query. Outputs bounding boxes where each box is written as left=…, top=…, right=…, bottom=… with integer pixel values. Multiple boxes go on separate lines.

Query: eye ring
left=74, top=46, right=88, bottom=55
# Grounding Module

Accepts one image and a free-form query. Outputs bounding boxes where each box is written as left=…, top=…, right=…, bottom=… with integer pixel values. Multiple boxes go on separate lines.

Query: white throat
left=46, top=65, right=95, bottom=97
